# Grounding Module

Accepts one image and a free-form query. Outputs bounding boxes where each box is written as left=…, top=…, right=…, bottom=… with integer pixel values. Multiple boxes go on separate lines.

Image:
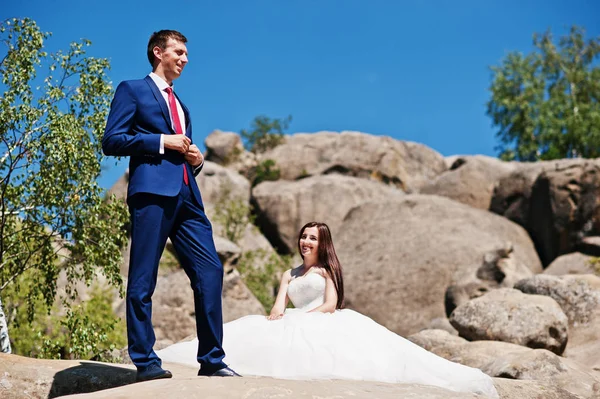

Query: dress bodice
left=287, top=272, right=326, bottom=311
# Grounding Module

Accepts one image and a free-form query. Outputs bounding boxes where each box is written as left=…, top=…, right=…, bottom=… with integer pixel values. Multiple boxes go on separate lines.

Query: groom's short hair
left=147, top=30, right=188, bottom=67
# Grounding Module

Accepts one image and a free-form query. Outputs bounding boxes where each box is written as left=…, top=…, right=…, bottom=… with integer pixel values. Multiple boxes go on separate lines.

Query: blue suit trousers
left=126, top=181, right=226, bottom=373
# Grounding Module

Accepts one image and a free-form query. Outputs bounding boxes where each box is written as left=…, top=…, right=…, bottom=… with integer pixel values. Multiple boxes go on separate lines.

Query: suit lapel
left=144, top=75, right=175, bottom=134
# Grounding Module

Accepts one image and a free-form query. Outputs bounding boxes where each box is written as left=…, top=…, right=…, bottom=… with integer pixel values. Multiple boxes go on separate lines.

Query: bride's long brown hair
left=297, top=222, right=345, bottom=309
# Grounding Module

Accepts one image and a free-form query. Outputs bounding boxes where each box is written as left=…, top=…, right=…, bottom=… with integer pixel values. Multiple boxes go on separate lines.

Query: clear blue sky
left=4, top=1, right=599, bottom=190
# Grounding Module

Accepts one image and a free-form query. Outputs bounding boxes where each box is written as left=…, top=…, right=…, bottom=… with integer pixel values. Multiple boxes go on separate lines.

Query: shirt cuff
left=159, top=134, right=165, bottom=154
left=193, top=161, right=204, bottom=176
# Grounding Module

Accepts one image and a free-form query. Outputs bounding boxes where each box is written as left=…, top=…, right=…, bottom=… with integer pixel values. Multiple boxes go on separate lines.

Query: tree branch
left=0, top=116, right=50, bottom=165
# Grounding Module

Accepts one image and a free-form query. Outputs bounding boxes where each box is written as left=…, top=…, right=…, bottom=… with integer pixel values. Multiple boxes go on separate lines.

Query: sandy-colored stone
left=493, top=378, right=583, bottom=399
left=544, top=252, right=599, bottom=276
left=204, top=130, right=244, bottom=165
left=105, top=169, right=129, bottom=203
left=196, top=160, right=251, bottom=205
left=421, top=155, right=518, bottom=210
left=491, top=159, right=600, bottom=266
left=514, top=274, right=600, bottom=325
left=223, top=269, right=267, bottom=321
left=252, top=174, right=404, bottom=252
left=445, top=244, right=534, bottom=315
left=0, top=354, right=487, bottom=399
left=450, top=288, right=568, bottom=355
left=335, top=194, right=542, bottom=336
left=260, top=131, right=447, bottom=192
left=409, top=329, right=600, bottom=398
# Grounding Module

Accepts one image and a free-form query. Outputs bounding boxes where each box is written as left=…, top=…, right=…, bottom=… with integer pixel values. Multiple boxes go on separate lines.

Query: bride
left=158, top=222, right=499, bottom=397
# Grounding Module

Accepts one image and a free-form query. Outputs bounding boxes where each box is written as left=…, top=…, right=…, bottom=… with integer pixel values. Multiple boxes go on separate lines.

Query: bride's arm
left=267, top=269, right=291, bottom=320
left=308, top=276, right=337, bottom=314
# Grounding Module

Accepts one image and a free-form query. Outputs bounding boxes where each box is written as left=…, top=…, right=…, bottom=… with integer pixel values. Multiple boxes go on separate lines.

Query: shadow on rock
left=49, top=362, right=136, bottom=398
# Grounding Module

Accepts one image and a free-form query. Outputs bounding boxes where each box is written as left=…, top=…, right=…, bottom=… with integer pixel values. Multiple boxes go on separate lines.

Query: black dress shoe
left=136, top=364, right=173, bottom=382
left=198, top=366, right=241, bottom=377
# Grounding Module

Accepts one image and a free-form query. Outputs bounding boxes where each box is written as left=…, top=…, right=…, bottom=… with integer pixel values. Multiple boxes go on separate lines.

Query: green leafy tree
left=591, top=257, right=600, bottom=276
left=212, top=183, right=255, bottom=244
left=487, top=26, right=600, bottom=161
left=5, top=278, right=126, bottom=361
left=252, top=159, right=280, bottom=187
left=0, top=18, right=128, bottom=356
left=241, top=115, right=292, bottom=153
left=236, top=250, right=293, bottom=311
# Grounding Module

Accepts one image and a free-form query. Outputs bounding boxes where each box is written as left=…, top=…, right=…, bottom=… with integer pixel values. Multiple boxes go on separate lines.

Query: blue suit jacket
left=103, top=75, right=202, bottom=202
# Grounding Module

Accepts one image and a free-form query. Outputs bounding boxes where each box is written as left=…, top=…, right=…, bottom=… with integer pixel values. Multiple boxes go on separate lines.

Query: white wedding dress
left=157, top=272, right=499, bottom=397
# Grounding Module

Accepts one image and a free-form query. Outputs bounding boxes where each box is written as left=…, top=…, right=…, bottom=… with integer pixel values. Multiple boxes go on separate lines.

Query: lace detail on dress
left=287, top=273, right=326, bottom=311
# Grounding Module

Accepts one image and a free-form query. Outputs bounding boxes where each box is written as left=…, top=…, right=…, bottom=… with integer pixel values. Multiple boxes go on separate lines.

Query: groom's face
left=156, top=38, right=188, bottom=81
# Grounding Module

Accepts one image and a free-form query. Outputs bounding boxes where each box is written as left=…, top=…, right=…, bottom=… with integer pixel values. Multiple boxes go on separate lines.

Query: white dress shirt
left=149, top=72, right=186, bottom=154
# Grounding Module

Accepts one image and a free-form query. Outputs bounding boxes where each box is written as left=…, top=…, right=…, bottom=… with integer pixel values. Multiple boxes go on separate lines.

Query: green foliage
left=252, top=159, right=281, bottom=187
left=5, top=274, right=126, bottom=361
left=212, top=184, right=255, bottom=243
left=41, top=293, right=126, bottom=362
left=240, top=115, right=291, bottom=154
left=222, top=146, right=242, bottom=166
left=0, top=18, right=128, bottom=355
left=298, top=169, right=310, bottom=179
left=236, top=250, right=293, bottom=311
left=158, top=249, right=181, bottom=273
left=487, top=26, right=600, bottom=161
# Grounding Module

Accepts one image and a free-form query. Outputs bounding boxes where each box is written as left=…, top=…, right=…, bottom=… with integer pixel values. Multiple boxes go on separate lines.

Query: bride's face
left=299, top=226, right=319, bottom=259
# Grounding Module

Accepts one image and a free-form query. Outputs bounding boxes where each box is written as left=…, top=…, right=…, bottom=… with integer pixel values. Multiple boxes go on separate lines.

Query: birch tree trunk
left=0, top=296, right=11, bottom=353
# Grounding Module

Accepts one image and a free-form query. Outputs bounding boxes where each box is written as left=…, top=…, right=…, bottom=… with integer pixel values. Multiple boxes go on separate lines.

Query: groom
left=103, top=30, right=239, bottom=381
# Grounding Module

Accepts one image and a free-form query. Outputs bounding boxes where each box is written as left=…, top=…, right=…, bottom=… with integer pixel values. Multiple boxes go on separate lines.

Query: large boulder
left=514, top=274, right=600, bottom=325
left=0, top=353, right=487, bottom=399
left=563, top=317, right=600, bottom=375
left=579, top=236, right=600, bottom=256
left=143, top=269, right=197, bottom=343
left=0, top=353, right=137, bottom=398
left=493, top=379, right=583, bottom=399
left=260, top=131, right=447, bottom=192
left=528, top=161, right=600, bottom=266
left=408, top=329, right=530, bottom=369
left=515, top=274, right=600, bottom=375
left=449, top=288, right=569, bottom=355
left=213, top=235, right=242, bottom=273
left=490, top=159, right=584, bottom=228
left=252, top=174, right=404, bottom=253
left=105, top=168, right=129, bottom=203
left=544, top=252, right=598, bottom=275
left=444, top=243, right=535, bottom=316
left=222, top=269, right=267, bottom=321
left=64, top=376, right=483, bottom=399
left=491, top=159, right=600, bottom=266
left=420, top=155, right=518, bottom=210
left=485, top=349, right=600, bottom=398
left=203, top=130, right=258, bottom=176
left=203, top=130, right=244, bottom=165
left=335, top=194, right=542, bottom=336
left=195, top=160, right=251, bottom=205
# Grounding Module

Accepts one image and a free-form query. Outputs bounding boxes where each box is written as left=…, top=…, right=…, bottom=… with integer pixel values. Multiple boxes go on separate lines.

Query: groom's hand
left=184, top=144, right=204, bottom=167
left=164, top=134, right=191, bottom=154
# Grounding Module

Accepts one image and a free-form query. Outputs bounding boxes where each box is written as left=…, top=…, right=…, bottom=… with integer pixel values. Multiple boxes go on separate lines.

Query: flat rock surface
left=0, top=354, right=487, bottom=399
left=2, top=353, right=588, bottom=399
